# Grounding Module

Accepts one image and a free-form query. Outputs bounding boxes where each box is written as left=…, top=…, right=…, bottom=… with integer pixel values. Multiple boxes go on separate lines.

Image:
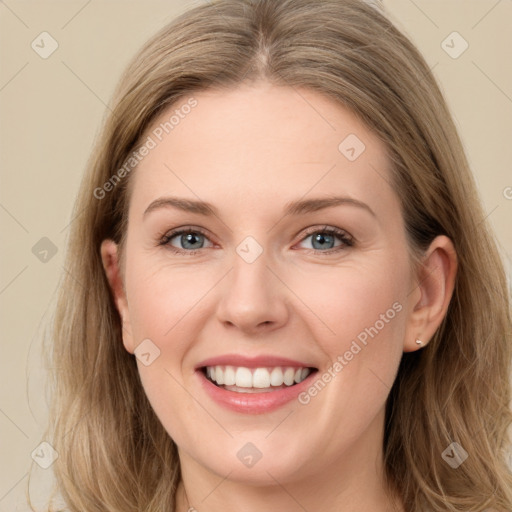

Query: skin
left=101, top=80, right=457, bottom=512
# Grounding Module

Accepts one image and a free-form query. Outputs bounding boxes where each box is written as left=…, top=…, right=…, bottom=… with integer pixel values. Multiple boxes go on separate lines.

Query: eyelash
left=158, top=225, right=354, bottom=256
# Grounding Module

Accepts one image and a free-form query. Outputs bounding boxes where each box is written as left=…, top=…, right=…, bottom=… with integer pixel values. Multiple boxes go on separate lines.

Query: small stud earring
left=415, top=339, right=423, bottom=346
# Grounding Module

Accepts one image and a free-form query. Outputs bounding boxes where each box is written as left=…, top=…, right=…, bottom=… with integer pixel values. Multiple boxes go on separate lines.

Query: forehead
left=129, top=82, right=396, bottom=220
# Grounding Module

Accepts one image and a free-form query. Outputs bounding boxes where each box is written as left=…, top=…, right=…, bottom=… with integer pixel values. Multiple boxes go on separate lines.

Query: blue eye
left=297, top=227, right=353, bottom=252
left=160, top=229, right=213, bottom=254
left=303, top=232, right=338, bottom=250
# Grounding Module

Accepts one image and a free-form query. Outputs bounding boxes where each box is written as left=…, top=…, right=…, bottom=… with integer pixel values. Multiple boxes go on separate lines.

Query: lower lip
left=196, top=369, right=317, bottom=414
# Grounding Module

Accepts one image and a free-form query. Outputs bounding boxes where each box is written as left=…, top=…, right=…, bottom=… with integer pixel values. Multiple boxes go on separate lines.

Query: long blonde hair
left=30, top=0, right=512, bottom=510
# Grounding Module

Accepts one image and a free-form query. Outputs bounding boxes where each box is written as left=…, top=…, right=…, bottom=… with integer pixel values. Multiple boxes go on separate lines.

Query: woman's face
left=102, top=81, right=425, bottom=487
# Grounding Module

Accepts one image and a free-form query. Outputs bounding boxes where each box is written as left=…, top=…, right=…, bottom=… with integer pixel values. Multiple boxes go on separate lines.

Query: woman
left=31, top=0, right=512, bottom=510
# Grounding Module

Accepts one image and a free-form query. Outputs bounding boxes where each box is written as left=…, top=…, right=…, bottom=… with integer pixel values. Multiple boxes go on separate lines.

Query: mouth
left=200, top=365, right=317, bottom=393
left=194, top=354, right=319, bottom=413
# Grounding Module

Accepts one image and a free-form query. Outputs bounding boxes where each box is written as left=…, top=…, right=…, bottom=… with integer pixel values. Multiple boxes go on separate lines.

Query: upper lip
left=195, top=354, right=317, bottom=370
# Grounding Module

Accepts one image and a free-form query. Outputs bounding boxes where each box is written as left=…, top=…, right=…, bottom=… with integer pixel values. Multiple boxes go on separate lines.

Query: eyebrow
left=143, top=195, right=376, bottom=219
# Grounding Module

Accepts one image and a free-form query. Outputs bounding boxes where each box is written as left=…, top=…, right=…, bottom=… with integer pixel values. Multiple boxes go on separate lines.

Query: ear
left=403, top=235, right=458, bottom=352
left=100, top=239, right=135, bottom=354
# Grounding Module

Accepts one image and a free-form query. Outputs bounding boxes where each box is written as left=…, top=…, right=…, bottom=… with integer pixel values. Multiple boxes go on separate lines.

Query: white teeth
left=270, top=367, right=284, bottom=386
left=224, top=365, right=236, bottom=386
left=253, top=368, right=270, bottom=388
left=235, top=367, right=253, bottom=387
left=205, top=365, right=312, bottom=389
left=283, top=367, right=295, bottom=386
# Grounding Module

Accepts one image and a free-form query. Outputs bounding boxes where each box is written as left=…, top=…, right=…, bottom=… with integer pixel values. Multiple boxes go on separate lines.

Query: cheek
left=124, top=253, right=215, bottom=347
left=285, top=253, right=408, bottom=423
left=123, top=252, right=207, bottom=443
left=284, top=259, right=407, bottom=445
left=288, top=257, right=408, bottom=357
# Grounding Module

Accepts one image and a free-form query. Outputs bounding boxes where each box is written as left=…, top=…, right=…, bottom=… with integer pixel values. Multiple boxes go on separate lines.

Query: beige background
left=1, top=1, right=511, bottom=510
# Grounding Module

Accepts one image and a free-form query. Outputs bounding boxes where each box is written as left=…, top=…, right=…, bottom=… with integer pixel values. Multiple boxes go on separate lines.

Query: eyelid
left=296, top=225, right=354, bottom=243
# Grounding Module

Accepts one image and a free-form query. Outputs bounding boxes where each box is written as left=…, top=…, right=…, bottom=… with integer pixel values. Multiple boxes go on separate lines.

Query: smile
left=196, top=357, right=319, bottom=413
left=204, top=365, right=313, bottom=392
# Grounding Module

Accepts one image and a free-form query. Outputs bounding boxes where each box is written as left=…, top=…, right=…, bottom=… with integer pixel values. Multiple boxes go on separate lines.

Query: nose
left=215, top=251, right=290, bottom=335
